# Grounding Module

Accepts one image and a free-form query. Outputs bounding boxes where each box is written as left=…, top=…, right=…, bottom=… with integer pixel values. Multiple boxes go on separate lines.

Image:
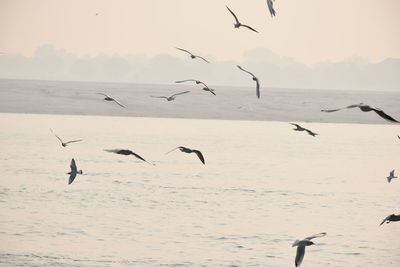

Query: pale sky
left=0, top=0, right=399, bottom=65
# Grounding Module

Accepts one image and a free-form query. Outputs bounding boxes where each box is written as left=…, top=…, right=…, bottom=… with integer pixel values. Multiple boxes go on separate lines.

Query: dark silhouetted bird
left=175, top=47, right=210, bottom=63
left=67, top=158, right=82, bottom=185
left=226, top=6, right=258, bottom=33
left=166, top=146, right=205, bottom=164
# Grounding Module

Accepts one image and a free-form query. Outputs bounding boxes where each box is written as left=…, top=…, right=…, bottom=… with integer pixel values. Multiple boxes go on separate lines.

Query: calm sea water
left=0, top=113, right=399, bottom=266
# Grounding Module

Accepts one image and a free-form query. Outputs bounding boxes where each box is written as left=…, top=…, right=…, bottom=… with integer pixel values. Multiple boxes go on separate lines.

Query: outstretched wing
left=295, top=245, right=306, bottom=267
left=171, top=91, right=190, bottom=97
left=68, top=173, right=77, bottom=185
left=305, top=232, right=327, bottom=240
left=175, top=79, right=199, bottom=84
left=242, top=24, right=259, bottom=33
left=165, top=147, right=180, bottom=155
left=131, top=151, right=154, bottom=166
left=151, top=96, right=168, bottom=99
left=70, top=158, right=77, bottom=172
left=193, top=149, right=205, bottom=164
left=237, top=65, right=255, bottom=78
left=267, top=0, right=276, bottom=17
left=97, top=93, right=109, bottom=97
left=175, top=47, right=191, bottom=55
left=226, top=6, right=240, bottom=24
left=321, top=104, right=361, bottom=113
left=196, top=55, right=210, bottom=63
left=305, top=129, right=318, bottom=137
left=372, top=109, right=400, bottom=123
left=50, top=128, right=63, bottom=144
left=255, top=79, right=260, bottom=98
left=111, top=98, right=125, bottom=108
left=64, top=139, right=83, bottom=145
left=289, top=123, right=302, bottom=129
left=380, top=216, right=390, bottom=226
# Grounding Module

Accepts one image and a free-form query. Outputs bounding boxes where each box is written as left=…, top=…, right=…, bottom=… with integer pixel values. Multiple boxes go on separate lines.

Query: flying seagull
left=166, top=146, right=205, bottom=164
left=321, top=103, right=400, bottom=123
left=380, top=214, right=400, bottom=226
left=226, top=6, right=258, bottom=33
left=151, top=91, right=190, bottom=101
left=50, top=129, right=83, bottom=147
left=237, top=65, right=260, bottom=98
left=97, top=93, right=125, bottom=108
left=67, top=158, right=82, bottom=185
left=290, top=123, right=318, bottom=137
left=175, top=47, right=210, bottom=63
left=387, top=170, right=398, bottom=183
left=104, top=149, right=154, bottom=165
left=266, top=0, right=276, bottom=17
left=292, top=232, right=326, bottom=267
left=175, top=79, right=216, bottom=96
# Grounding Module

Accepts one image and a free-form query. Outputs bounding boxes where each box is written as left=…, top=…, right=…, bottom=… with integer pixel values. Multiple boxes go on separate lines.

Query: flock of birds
left=48, top=2, right=400, bottom=266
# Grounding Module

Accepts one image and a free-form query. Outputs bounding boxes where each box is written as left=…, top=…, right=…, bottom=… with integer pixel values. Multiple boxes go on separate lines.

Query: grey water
left=1, top=113, right=399, bottom=266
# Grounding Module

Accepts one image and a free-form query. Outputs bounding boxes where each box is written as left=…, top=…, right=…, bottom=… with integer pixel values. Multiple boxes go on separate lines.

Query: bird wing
left=175, top=47, right=191, bottom=55
left=50, top=129, right=64, bottom=144
left=104, top=149, right=120, bottom=153
left=226, top=6, right=240, bottom=24
left=380, top=216, right=390, bottom=226
left=321, top=104, right=361, bottom=112
left=255, top=79, right=260, bottom=98
left=171, top=91, right=190, bottom=97
left=70, top=158, right=77, bottom=172
left=372, top=109, right=400, bottom=123
left=289, top=123, right=302, bottom=129
left=151, top=96, right=168, bottom=99
left=196, top=55, right=210, bottom=63
left=207, top=89, right=216, bottom=96
left=390, top=170, right=395, bottom=176
left=267, top=0, right=276, bottom=17
left=68, top=173, right=77, bottom=185
left=305, top=129, right=318, bottom=137
left=175, top=79, right=197, bottom=84
left=398, top=135, right=400, bottom=139
left=64, top=139, right=83, bottom=145
left=237, top=65, right=255, bottom=77
left=193, top=150, right=205, bottom=164
left=242, top=24, right=259, bottom=33
left=112, top=98, right=125, bottom=108
left=304, top=232, right=327, bottom=240
left=97, top=93, right=110, bottom=97
left=130, top=151, right=154, bottom=165
left=295, top=245, right=306, bottom=267
left=165, top=147, right=180, bottom=155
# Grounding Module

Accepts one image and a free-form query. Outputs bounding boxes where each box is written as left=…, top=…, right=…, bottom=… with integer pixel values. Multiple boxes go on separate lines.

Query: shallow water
left=0, top=113, right=399, bottom=266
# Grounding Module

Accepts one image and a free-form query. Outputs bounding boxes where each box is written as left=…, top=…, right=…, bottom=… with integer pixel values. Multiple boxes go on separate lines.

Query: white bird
left=67, top=158, right=82, bottom=185
left=97, top=93, right=125, bottom=108
left=175, top=79, right=216, bottom=96
left=175, top=47, right=210, bottom=63
left=321, top=103, right=400, bottom=123
left=226, top=6, right=258, bottom=33
left=237, top=65, right=260, bottom=98
left=50, top=129, right=83, bottom=147
left=266, top=0, right=276, bottom=17
left=151, top=91, right=190, bottom=101
left=290, top=123, right=318, bottom=137
left=292, top=232, right=326, bottom=267
left=387, top=170, right=398, bottom=183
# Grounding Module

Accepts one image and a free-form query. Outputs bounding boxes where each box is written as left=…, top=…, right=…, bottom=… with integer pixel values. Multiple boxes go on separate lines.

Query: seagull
left=97, top=93, right=125, bottom=108
left=226, top=6, right=258, bottom=33
left=104, top=149, right=154, bottom=165
left=290, top=123, right=318, bottom=137
left=387, top=170, right=398, bottom=183
left=175, top=79, right=216, bottom=96
left=67, top=158, right=82, bottom=185
left=175, top=47, right=210, bottom=63
left=380, top=214, right=400, bottom=226
left=237, top=65, right=260, bottom=98
left=266, top=0, right=276, bottom=17
left=151, top=91, right=190, bottom=101
left=321, top=103, right=400, bottom=123
left=166, top=146, right=205, bottom=164
left=292, top=232, right=326, bottom=267
left=50, top=129, right=83, bottom=147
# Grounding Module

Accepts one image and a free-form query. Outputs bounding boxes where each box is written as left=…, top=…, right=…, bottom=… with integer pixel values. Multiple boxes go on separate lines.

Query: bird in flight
left=175, top=47, right=210, bottom=63
left=237, top=65, right=260, bottom=98
left=266, top=0, right=276, bottom=17
left=380, top=214, right=400, bottom=226
left=50, top=129, right=83, bottom=147
left=166, top=146, right=205, bottom=164
left=292, top=232, right=326, bottom=267
left=175, top=79, right=216, bottom=96
left=97, top=93, right=125, bottom=108
left=226, top=6, right=258, bottom=33
left=387, top=170, right=398, bottom=183
left=321, top=103, right=400, bottom=123
left=67, top=158, right=82, bottom=185
left=104, top=149, right=154, bottom=165
left=151, top=91, right=190, bottom=101
left=290, top=123, right=318, bottom=137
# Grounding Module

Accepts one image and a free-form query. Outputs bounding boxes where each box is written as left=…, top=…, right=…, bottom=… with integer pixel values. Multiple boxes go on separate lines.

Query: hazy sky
left=1, top=0, right=399, bottom=65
